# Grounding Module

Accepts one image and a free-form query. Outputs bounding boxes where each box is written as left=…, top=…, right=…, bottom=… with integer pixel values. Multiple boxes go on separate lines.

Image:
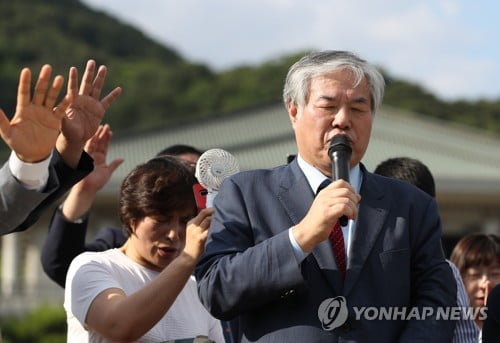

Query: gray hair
left=282, top=50, right=385, bottom=113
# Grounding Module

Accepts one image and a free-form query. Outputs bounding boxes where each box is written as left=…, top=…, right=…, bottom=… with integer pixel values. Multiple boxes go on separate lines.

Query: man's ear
left=287, top=101, right=299, bottom=125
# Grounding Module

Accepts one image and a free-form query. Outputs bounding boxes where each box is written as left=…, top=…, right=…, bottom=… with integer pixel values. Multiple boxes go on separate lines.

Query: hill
left=0, top=0, right=499, bottom=160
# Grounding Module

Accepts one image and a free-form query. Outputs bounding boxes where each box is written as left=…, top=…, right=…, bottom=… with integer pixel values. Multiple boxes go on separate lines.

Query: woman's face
left=125, top=208, right=196, bottom=272
left=462, top=261, right=500, bottom=315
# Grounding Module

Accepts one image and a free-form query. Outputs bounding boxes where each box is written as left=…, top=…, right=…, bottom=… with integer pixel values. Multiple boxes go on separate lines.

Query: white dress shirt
left=289, top=154, right=362, bottom=261
left=8, top=150, right=52, bottom=191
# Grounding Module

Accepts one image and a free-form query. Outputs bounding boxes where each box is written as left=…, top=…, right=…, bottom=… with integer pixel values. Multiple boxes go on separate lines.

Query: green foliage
left=384, top=74, right=500, bottom=134
left=0, top=0, right=499, bottom=160
left=0, top=305, right=66, bottom=343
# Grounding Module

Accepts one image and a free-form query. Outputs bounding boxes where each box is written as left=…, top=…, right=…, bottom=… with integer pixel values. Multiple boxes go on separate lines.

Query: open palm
left=0, top=65, right=69, bottom=162
left=61, top=60, right=122, bottom=148
left=78, top=124, right=123, bottom=192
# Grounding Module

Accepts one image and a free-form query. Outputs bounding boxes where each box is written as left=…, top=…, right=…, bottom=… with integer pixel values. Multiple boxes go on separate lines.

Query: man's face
left=287, top=69, right=373, bottom=177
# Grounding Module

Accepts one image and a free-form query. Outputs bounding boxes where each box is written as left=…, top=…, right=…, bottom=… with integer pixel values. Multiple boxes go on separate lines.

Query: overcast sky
left=81, top=0, right=500, bottom=101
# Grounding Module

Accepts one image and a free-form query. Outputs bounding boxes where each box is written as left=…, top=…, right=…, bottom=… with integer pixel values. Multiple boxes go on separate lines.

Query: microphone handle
left=332, top=152, right=350, bottom=227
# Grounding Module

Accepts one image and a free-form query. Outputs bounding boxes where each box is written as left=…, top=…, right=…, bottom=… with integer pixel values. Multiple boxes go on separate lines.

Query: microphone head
left=195, top=148, right=240, bottom=191
left=328, top=135, right=352, bottom=159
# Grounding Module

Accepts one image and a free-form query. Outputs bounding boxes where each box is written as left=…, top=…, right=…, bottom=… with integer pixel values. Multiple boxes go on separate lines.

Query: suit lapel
left=277, top=161, right=344, bottom=294
left=344, top=169, right=388, bottom=296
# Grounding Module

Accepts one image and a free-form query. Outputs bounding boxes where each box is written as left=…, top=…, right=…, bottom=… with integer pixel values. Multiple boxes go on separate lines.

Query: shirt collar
left=296, top=154, right=362, bottom=194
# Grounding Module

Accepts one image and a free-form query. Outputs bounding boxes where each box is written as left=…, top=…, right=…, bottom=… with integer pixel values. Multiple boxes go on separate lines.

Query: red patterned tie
left=317, top=180, right=347, bottom=279
left=330, top=221, right=346, bottom=279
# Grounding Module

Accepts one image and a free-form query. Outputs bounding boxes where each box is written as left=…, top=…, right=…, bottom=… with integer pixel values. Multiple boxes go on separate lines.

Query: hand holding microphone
left=328, top=135, right=352, bottom=227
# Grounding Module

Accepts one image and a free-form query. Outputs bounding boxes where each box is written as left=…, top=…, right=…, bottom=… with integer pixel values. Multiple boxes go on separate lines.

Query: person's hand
left=60, top=124, right=123, bottom=221
left=57, top=59, right=122, bottom=167
left=76, top=124, right=123, bottom=193
left=292, top=180, right=361, bottom=253
left=0, top=65, right=70, bottom=162
left=182, top=208, right=214, bottom=263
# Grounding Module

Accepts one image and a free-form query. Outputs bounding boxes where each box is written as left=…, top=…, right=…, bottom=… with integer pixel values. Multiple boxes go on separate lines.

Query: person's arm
left=73, top=209, right=212, bottom=342
left=0, top=157, right=55, bottom=235
left=56, top=59, right=122, bottom=168
left=11, top=60, right=122, bottom=234
left=41, top=207, right=89, bottom=287
left=59, top=124, right=123, bottom=221
left=0, top=64, right=70, bottom=235
left=195, top=175, right=309, bottom=320
left=41, top=125, right=123, bottom=287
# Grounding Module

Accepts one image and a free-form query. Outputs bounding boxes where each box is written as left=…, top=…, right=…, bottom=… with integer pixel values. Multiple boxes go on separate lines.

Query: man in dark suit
left=195, top=50, right=457, bottom=342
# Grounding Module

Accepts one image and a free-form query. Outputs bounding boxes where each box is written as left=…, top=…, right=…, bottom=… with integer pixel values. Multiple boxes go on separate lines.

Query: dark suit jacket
left=0, top=150, right=92, bottom=235
left=41, top=208, right=126, bottom=287
left=196, top=161, right=457, bottom=342
left=483, top=284, right=500, bottom=343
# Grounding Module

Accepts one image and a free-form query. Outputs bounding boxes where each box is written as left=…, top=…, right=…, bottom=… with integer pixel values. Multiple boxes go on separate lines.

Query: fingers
left=314, top=181, right=361, bottom=220
left=100, top=87, right=122, bottom=111
left=90, top=65, right=107, bottom=99
left=99, top=125, right=113, bottom=152
left=84, top=125, right=106, bottom=153
left=79, top=59, right=96, bottom=95
left=70, top=59, right=121, bottom=110
left=32, top=65, right=52, bottom=106
left=193, top=208, right=214, bottom=229
left=16, top=67, right=32, bottom=108
left=67, top=66, right=79, bottom=98
left=108, top=158, right=124, bottom=174
left=0, top=108, right=11, bottom=141
left=53, top=94, right=72, bottom=121
left=44, top=75, right=65, bottom=109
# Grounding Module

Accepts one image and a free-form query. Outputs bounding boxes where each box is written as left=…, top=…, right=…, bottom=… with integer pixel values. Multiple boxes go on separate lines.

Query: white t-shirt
left=64, top=248, right=224, bottom=343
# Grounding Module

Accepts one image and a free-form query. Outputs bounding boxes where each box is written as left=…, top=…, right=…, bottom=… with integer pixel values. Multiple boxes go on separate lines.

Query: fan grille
left=195, top=148, right=240, bottom=190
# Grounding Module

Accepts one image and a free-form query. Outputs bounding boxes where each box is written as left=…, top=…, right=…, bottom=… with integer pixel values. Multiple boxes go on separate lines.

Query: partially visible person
left=196, top=50, right=456, bottom=342
left=64, top=156, right=224, bottom=342
left=373, top=157, right=436, bottom=197
left=0, top=59, right=121, bottom=235
left=157, top=144, right=203, bottom=169
left=374, top=156, right=479, bottom=342
left=0, top=63, right=70, bottom=234
left=41, top=143, right=203, bottom=287
left=450, top=233, right=500, bottom=336
left=482, top=283, right=500, bottom=342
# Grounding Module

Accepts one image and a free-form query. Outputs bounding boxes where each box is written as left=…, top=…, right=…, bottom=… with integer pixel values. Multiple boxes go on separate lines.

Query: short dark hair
left=119, top=156, right=197, bottom=236
left=450, top=233, right=500, bottom=274
left=156, top=144, right=203, bottom=157
left=374, top=157, right=436, bottom=197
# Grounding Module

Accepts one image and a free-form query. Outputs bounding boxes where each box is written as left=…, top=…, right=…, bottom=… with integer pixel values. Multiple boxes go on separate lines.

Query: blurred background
left=0, top=0, right=499, bottom=341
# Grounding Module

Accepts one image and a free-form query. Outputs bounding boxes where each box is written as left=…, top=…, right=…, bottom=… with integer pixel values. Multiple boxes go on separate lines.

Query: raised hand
left=57, top=59, right=122, bottom=167
left=61, top=124, right=123, bottom=221
left=78, top=124, right=123, bottom=192
left=0, top=65, right=70, bottom=162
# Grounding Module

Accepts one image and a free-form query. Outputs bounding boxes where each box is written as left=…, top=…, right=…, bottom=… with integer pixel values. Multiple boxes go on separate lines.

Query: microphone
left=195, top=148, right=240, bottom=207
left=328, top=135, right=352, bottom=227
